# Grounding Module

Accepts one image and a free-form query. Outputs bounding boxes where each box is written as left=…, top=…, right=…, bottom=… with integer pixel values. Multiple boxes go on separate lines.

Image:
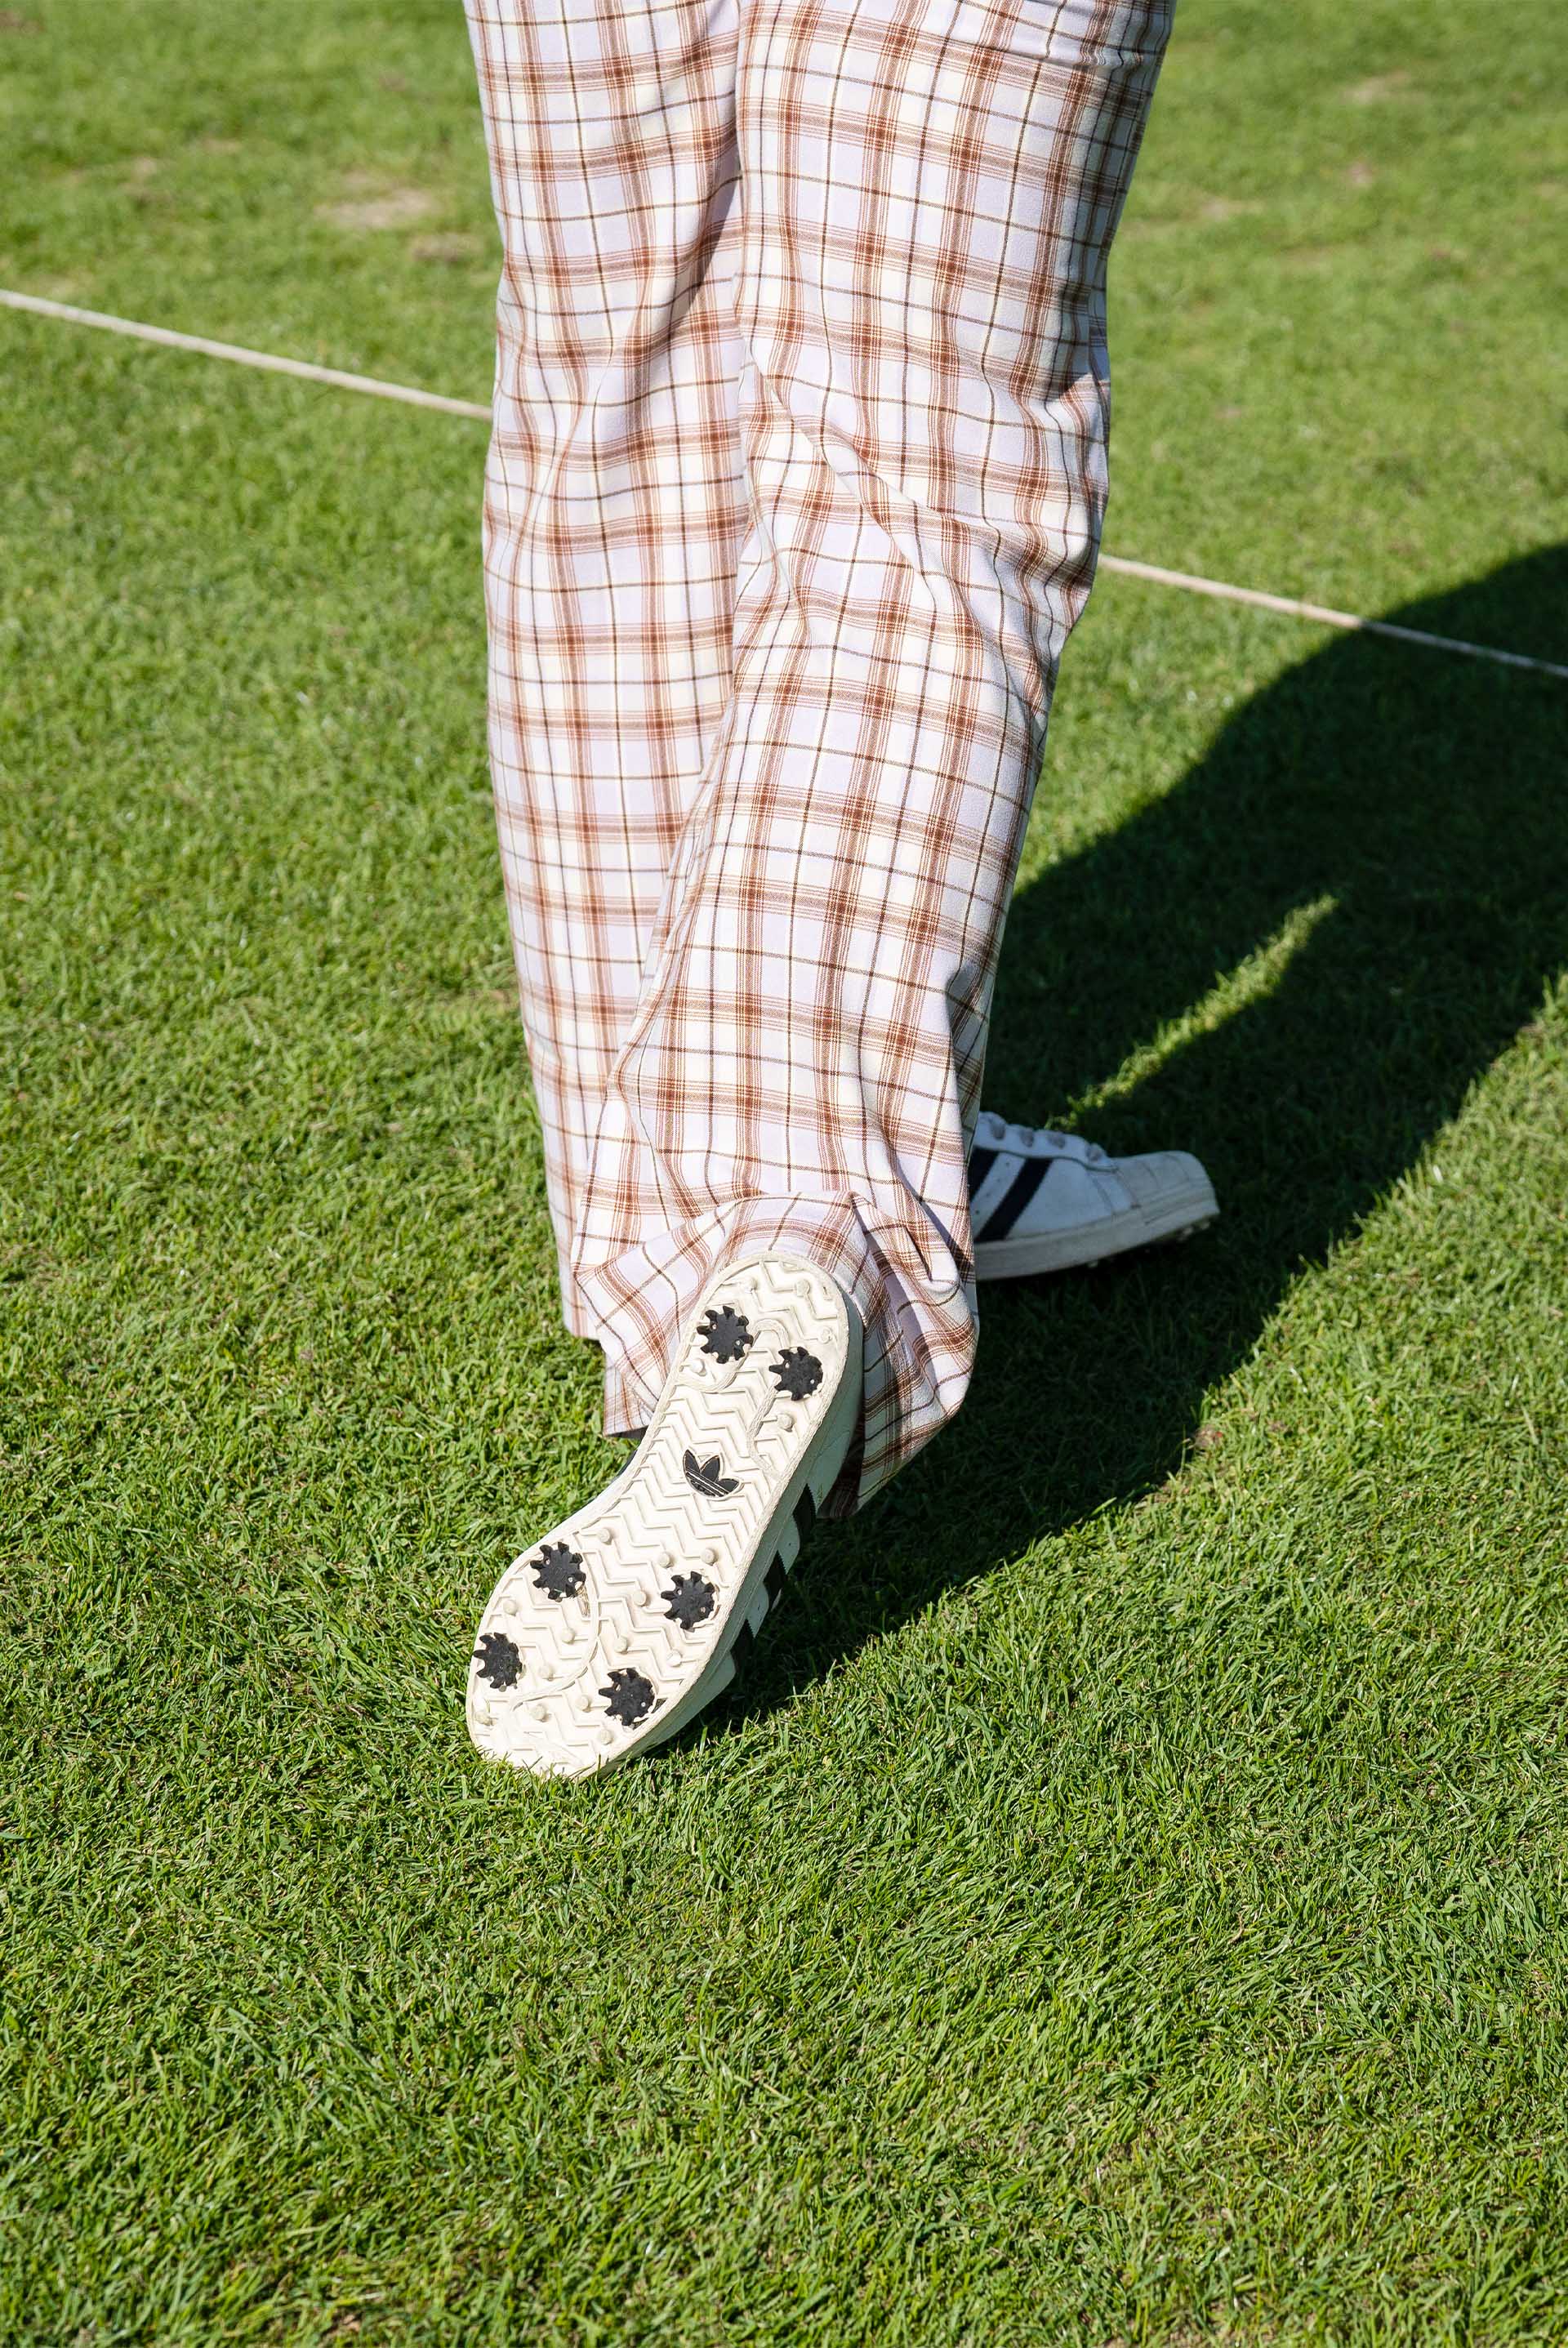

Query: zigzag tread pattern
left=467, top=1256, right=859, bottom=1779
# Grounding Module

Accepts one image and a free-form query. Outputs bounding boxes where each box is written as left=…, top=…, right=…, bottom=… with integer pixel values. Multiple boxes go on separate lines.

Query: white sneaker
left=467, top=1255, right=862, bottom=1779
left=969, top=1111, right=1218, bottom=1281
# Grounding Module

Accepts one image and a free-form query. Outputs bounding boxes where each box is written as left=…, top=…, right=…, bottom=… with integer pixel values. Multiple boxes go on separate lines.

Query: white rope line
left=6, top=284, right=1565, bottom=684
left=1095, top=555, right=1568, bottom=681
left=0, top=288, right=491, bottom=420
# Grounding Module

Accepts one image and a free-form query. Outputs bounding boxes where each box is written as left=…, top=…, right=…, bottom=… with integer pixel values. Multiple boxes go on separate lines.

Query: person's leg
left=572, top=0, right=1175, bottom=1510
left=463, top=0, right=748, bottom=1328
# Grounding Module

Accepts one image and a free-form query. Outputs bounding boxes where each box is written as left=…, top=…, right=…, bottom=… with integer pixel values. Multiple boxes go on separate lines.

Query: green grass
left=2, top=0, right=1567, bottom=2339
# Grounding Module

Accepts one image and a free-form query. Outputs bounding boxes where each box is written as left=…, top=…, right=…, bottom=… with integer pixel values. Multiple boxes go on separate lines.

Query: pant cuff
left=577, top=1193, right=977, bottom=1515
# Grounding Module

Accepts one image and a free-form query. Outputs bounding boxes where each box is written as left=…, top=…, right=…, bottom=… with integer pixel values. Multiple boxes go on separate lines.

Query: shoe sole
left=467, top=1255, right=862, bottom=1780
left=973, top=1178, right=1219, bottom=1281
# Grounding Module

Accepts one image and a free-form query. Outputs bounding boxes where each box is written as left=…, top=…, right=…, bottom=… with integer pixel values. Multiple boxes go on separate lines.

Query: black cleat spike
left=771, top=1347, right=823, bottom=1401
left=474, top=1630, right=522, bottom=1691
left=601, top=1669, right=657, bottom=1728
left=697, top=1305, right=753, bottom=1364
left=531, top=1542, right=586, bottom=1602
left=662, top=1572, right=717, bottom=1631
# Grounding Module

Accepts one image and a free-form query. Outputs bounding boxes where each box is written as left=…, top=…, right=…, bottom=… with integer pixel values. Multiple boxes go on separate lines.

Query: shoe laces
left=983, top=1112, right=1107, bottom=1166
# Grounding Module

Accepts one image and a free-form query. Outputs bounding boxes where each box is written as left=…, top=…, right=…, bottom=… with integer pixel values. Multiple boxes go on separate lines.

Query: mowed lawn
left=2, top=0, right=1567, bottom=2338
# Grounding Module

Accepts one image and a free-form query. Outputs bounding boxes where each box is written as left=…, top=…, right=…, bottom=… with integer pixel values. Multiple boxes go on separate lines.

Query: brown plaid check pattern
left=466, top=0, right=1171, bottom=1509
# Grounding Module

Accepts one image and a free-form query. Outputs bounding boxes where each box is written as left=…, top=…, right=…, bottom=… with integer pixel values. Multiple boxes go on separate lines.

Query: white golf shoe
left=467, top=1254, right=862, bottom=1779
left=969, top=1112, right=1218, bottom=1281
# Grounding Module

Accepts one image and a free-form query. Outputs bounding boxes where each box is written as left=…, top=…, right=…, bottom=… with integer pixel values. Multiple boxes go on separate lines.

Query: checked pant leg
left=572, top=0, right=1173, bottom=1509
left=464, top=0, right=749, bottom=1330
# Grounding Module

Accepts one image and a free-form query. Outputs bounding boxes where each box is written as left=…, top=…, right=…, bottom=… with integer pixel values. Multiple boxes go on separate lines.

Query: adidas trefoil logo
left=684, top=1449, right=739, bottom=1498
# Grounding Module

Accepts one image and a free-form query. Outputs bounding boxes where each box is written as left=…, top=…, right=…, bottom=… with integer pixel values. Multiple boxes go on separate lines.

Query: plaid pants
left=466, top=0, right=1170, bottom=1509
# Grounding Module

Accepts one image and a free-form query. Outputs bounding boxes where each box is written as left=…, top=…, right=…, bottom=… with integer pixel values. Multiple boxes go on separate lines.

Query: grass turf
left=3, top=0, right=1568, bottom=2339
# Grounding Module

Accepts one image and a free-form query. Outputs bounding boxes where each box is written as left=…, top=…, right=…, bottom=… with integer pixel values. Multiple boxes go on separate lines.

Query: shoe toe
left=1115, top=1149, right=1214, bottom=1209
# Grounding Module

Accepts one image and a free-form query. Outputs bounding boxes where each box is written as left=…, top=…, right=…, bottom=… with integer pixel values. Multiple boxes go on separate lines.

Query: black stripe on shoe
left=728, top=1495, right=822, bottom=1693
left=729, top=1547, right=793, bottom=1684
left=966, top=1144, right=999, bottom=1198
left=973, top=1154, right=1052, bottom=1243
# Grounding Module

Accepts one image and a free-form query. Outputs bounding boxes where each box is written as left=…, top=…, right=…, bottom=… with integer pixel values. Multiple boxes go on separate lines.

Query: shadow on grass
left=721, top=542, right=1568, bottom=1731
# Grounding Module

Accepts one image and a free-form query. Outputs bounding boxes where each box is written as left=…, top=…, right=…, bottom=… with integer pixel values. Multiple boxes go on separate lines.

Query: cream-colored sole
left=466, top=1255, right=862, bottom=1780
